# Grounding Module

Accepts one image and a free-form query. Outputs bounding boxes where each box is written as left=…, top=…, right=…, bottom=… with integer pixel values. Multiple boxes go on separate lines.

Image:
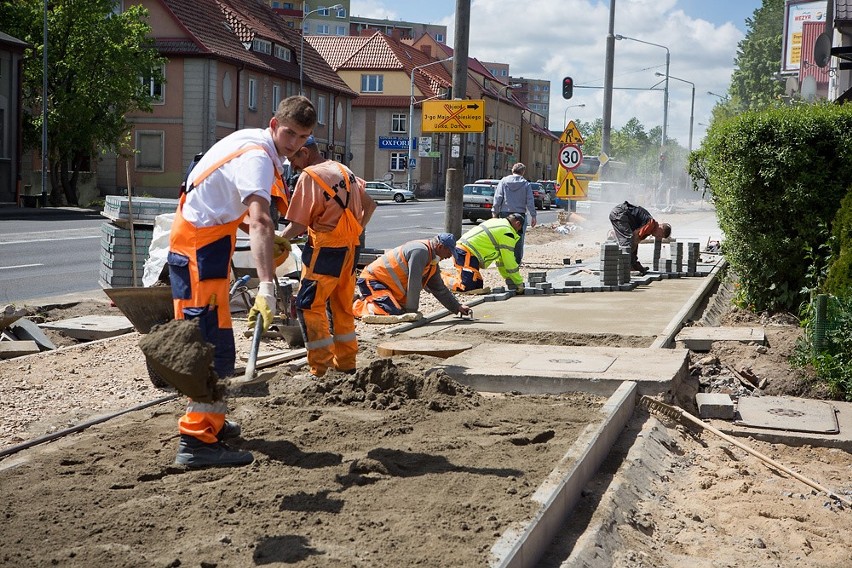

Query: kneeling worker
left=442, top=213, right=525, bottom=294
left=608, top=201, right=671, bottom=275
left=354, top=233, right=472, bottom=319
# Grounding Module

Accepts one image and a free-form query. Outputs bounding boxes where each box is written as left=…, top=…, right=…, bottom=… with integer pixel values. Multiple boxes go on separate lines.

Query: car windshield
left=464, top=185, right=494, bottom=196
left=530, top=183, right=542, bottom=192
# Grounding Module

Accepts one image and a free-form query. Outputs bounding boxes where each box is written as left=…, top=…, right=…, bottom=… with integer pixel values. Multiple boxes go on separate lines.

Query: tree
left=727, top=0, right=785, bottom=112
left=0, top=0, right=164, bottom=205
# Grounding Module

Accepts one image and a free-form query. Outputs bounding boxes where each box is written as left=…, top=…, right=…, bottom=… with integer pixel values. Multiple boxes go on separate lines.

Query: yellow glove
left=272, top=235, right=292, bottom=267
left=248, top=281, right=276, bottom=332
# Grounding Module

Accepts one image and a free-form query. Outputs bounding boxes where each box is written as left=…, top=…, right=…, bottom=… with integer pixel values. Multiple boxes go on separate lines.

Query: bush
left=824, top=189, right=852, bottom=297
left=693, top=103, right=852, bottom=311
left=793, top=294, right=852, bottom=400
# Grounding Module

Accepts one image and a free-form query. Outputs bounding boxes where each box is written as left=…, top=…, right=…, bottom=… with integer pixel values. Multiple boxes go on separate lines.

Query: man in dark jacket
left=493, top=162, right=536, bottom=264
left=609, top=201, right=671, bottom=275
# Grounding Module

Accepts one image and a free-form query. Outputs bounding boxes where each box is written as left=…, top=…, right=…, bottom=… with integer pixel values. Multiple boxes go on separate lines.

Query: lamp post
left=657, top=72, right=694, bottom=152
left=407, top=56, right=453, bottom=192
left=707, top=91, right=728, bottom=101
left=493, top=83, right=521, bottom=178
left=300, top=3, right=342, bottom=95
left=563, top=103, right=586, bottom=126
left=615, top=34, right=669, bottom=151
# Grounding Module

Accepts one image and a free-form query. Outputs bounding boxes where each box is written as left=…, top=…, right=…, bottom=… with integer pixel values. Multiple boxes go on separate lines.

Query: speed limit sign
left=559, top=144, right=583, bottom=170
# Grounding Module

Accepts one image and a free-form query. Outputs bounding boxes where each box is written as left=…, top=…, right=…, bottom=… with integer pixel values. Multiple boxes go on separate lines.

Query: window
left=317, top=95, right=327, bottom=125
left=361, top=74, right=383, bottom=93
left=390, top=152, right=407, bottom=171
left=316, top=24, right=329, bottom=35
left=316, top=5, right=329, bottom=16
left=141, top=63, right=165, bottom=104
left=275, top=45, right=291, bottom=61
left=283, top=2, right=293, bottom=7
left=248, top=78, right=257, bottom=111
left=435, top=33, right=444, bottom=42
left=336, top=25, right=346, bottom=35
left=252, top=38, right=272, bottom=54
left=272, top=84, right=282, bottom=111
left=136, top=131, right=164, bottom=171
left=543, top=85, right=549, bottom=92
left=391, top=113, right=407, bottom=133
left=335, top=7, right=346, bottom=17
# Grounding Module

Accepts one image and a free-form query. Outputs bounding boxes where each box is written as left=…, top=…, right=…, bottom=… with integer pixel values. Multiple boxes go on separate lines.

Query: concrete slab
left=736, top=395, right=839, bottom=434
left=40, top=315, right=133, bottom=340
left=696, top=392, right=735, bottom=419
left=433, top=343, right=688, bottom=397
left=8, top=319, right=56, bottom=350
left=675, top=326, right=765, bottom=351
left=0, top=340, right=41, bottom=359
left=376, top=339, right=473, bottom=358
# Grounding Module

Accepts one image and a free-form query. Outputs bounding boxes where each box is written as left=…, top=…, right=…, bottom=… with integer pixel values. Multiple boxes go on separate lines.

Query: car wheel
left=393, top=193, right=405, bottom=203
left=545, top=202, right=551, bottom=210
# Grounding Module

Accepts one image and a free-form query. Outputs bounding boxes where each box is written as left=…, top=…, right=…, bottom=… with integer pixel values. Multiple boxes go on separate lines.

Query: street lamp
left=407, top=56, right=453, bottom=192
left=300, top=3, right=343, bottom=95
left=615, top=34, right=670, bottom=151
left=657, top=72, right=694, bottom=153
left=564, top=103, right=586, bottom=126
left=707, top=91, right=728, bottom=101
left=493, top=83, right=521, bottom=178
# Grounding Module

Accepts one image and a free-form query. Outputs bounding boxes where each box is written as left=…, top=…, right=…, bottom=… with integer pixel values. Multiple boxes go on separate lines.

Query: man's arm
left=424, top=271, right=465, bottom=314
left=525, top=181, right=537, bottom=227
left=492, top=181, right=504, bottom=216
left=279, top=220, right=307, bottom=241
left=404, top=246, right=431, bottom=312
left=246, top=194, right=276, bottom=282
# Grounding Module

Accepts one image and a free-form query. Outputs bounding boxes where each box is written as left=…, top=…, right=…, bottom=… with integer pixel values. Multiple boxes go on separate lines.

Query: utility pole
left=445, top=0, right=470, bottom=238
left=601, top=0, right=616, bottom=156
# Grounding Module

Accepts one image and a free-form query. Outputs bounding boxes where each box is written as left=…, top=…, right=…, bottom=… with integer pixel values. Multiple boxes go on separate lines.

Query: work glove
left=248, top=281, right=277, bottom=333
left=515, top=283, right=525, bottom=295
left=272, top=235, right=292, bottom=267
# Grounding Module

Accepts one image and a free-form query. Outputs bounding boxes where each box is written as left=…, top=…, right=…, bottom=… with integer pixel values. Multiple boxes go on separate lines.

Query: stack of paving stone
left=100, top=196, right=178, bottom=288
left=687, top=242, right=700, bottom=275
left=600, top=243, right=622, bottom=286
left=526, top=271, right=548, bottom=295
left=669, top=241, right=684, bottom=273
left=653, top=239, right=663, bottom=271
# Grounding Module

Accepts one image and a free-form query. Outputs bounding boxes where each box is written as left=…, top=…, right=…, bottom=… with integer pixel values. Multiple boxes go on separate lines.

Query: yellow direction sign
left=556, top=166, right=585, bottom=199
left=422, top=100, right=485, bottom=133
left=558, top=120, right=585, bottom=145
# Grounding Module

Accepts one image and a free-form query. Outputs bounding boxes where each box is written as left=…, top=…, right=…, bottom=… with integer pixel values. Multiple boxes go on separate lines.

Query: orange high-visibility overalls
left=296, top=163, right=363, bottom=377
left=352, top=239, right=436, bottom=317
left=169, top=144, right=283, bottom=443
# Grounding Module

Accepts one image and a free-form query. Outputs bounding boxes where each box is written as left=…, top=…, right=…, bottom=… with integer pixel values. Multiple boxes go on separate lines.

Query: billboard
left=782, top=0, right=828, bottom=73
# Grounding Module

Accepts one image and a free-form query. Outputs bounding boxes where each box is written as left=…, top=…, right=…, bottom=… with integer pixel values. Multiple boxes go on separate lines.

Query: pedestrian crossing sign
left=558, top=120, right=585, bottom=145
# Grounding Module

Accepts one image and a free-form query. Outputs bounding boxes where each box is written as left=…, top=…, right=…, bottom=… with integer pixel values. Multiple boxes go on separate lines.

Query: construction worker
left=493, top=162, right=536, bottom=265
left=353, top=233, right=473, bottom=319
left=278, top=136, right=376, bottom=377
left=443, top=213, right=526, bottom=294
left=608, top=201, right=671, bottom=275
left=167, top=95, right=316, bottom=468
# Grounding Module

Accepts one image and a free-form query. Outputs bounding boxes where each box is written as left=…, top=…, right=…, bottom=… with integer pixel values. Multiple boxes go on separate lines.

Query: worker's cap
left=506, top=213, right=524, bottom=233
left=436, top=232, right=456, bottom=249
left=302, top=135, right=317, bottom=148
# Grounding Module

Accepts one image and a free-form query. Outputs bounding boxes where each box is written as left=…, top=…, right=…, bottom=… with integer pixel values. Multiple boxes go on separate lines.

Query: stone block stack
left=100, top=196, right=178, bottom=288
left=687, top=242, right=700, bottom=275
left=599, top=243, right=622, bottom=286
left=669, top=241, right=684, bottom=273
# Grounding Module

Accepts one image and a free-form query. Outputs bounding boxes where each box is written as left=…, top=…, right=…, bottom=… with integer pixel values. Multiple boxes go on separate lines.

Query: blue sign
left=378, top=137, right=416, bottom=150
left=408, top=158, right=416, bottom=169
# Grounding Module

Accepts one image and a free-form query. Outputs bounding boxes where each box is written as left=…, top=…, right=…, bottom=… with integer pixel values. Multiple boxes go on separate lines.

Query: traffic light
left=562, top=76, right=574, bottom=99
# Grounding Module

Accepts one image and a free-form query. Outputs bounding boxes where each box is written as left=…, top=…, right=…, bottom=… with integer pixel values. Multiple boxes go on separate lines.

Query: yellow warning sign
left=422, top=100, right=486, bottom=133
left=556, top=167, right=585, bottom=199
left=558, top=120, right=585, bottom=145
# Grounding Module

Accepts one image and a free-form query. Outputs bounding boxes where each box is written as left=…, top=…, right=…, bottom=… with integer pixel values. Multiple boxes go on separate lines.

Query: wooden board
left=376, top=339, right=473, bottom=359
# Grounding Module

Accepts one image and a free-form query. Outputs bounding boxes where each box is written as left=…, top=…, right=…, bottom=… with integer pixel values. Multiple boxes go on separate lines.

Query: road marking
left=0, top=235, right=101, bottom=246
left=0, top=263, right=44, bottom=270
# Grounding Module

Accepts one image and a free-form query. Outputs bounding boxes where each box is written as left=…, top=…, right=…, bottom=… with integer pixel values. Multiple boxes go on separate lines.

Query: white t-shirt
left=182, top=128, right=283, bottom=227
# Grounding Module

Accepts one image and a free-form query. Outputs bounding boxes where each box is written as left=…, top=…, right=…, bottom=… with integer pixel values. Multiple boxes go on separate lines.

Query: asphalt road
left=0, top=201, right=562, bottom=304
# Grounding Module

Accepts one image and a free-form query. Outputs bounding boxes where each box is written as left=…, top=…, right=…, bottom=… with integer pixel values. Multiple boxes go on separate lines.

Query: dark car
left=530, top=182, right=552, bottom=210
left=536, top=180, right=558, bottom=203
left=462, top=183, right=496, bottom=223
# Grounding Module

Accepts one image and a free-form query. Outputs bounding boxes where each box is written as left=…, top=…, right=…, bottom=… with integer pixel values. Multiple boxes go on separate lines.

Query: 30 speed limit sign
left=559, top=144, right=583, bottom=170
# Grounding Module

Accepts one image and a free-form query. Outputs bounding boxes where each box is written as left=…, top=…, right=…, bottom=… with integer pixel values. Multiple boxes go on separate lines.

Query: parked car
left=530, top=182, right=551, bottom=210
left=462, top=183, right=496, bottom=223
left=364, top=181, right=415, bottom=203
left=536, top=180, right=558, bottom=203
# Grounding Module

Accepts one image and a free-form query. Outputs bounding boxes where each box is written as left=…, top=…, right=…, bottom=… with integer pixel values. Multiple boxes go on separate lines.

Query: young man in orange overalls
left=279, top=137, right=376, bottom=377
left=168, top=96, right=315, bottom=468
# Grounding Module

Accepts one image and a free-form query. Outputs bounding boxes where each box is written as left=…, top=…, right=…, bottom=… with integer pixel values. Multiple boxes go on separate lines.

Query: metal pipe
left=300, top=3, right=343, bottom=96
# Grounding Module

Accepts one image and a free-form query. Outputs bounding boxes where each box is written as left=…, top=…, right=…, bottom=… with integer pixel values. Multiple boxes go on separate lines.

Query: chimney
left=420, top=45, right=432, bottom=57
left=391, top=28, right=402, bottom=41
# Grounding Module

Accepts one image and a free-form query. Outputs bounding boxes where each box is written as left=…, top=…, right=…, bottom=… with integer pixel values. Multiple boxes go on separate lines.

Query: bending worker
left=279, top=136, right=376, bottom=378
left=608, top=201, right=671, bottom=275
left=443, top=213, right=526, bottom=294
left=493, top=162, right=536, bottom=265
left=353, top=233, right=473, bottom=319
left=167, top=95, right=316, bottom=468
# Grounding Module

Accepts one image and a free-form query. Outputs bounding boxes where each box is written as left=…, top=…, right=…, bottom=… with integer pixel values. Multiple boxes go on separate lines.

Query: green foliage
left=824, top=189, right=852, bottom=297
left=0, top=0, right=164, bottom=205
left=792, top=295, right=852, bottom=400
left=730, top=0, right=785, bottom=111
left=696, top=103, right=852, bottom=312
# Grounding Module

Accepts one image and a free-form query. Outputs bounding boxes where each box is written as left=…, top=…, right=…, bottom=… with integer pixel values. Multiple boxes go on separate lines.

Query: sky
left=350, top=0, right=766, bottom=149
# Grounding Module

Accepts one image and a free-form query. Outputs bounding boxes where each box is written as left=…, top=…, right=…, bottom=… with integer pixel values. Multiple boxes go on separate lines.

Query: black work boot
left=217, top=419, right=242, bottom=441
left=631, top=261, right=648, bottom=275
left=174, top=435, right=253, bottom=468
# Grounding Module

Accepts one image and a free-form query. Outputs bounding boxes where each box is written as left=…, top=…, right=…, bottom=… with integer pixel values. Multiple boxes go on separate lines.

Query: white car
left=364, top=181, right=415, bottom=203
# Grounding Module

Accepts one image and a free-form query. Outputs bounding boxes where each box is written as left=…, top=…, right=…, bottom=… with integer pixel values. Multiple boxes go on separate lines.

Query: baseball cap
left=302, top=135, right=317, bottom=148
left=436, top=233, right=456, bottom=249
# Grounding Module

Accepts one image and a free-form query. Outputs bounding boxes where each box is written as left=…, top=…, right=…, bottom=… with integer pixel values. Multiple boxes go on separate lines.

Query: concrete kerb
left=490, top=381, right=638, bottom=568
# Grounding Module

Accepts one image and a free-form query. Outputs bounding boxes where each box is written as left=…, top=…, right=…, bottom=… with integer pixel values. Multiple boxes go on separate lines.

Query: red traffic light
left=562, top=76, right=574, bottom=100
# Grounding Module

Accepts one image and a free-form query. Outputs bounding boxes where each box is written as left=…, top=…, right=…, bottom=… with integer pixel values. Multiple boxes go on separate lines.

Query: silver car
left=364, top=181, right=415, bottom=203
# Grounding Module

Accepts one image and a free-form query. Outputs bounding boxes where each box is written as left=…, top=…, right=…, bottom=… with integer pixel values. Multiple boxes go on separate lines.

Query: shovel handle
left=244, top=316, right=264, bottom=382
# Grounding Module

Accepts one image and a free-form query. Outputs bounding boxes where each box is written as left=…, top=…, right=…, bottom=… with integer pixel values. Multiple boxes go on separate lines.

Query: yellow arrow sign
left=556, top=166, right=585, bottom=198
left=559, top=120, right=585, bottom=145
left=422, top=100, right=485, bottom=133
